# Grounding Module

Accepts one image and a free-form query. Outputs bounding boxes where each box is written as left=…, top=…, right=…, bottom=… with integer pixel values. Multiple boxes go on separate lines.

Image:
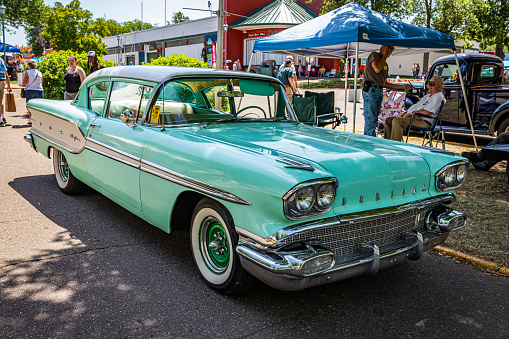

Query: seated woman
left=318, top=66, right=326, bottom=77
left=384, top=76, right=444, bottom=141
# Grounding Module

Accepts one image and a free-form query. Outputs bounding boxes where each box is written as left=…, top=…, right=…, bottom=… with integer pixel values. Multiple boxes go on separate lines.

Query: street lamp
left=223, top=23, right=228, bottom=70
left=0, top=1, right=6, bottom=65
left=116, top=34, right=120, bottom=65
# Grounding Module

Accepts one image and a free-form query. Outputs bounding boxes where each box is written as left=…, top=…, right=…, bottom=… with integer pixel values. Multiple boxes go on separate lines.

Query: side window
left=433, top=63, right=459, bottom=83
left=146, top=81, right=197, bottom=125
left=88, top=81, right=110, bottom=114
left=107, top=82, right=153, bottom=121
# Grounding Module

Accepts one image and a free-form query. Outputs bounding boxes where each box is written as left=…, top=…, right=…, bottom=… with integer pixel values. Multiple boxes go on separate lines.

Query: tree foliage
left=463, top=0, right=509, bottom=59
left=170, top=11, right=190, bottom=24
left=42, top=0, right=107, bottom=54
left=145, top=54, right=210, bottom=68
left=37, top=50, right=115, bottom=100
left=1, top=0, right=47, bottom=28
left=309, top=0, right=411, bottom=19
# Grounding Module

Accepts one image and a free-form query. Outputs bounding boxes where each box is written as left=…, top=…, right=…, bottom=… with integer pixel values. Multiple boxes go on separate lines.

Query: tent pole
left=344, top=45, right=350, bottom=131
left=247, top=52, right=255, bottom=72
left=352, top=41, right=360, bottom=134
left=453, top=50, right=478, bottom=151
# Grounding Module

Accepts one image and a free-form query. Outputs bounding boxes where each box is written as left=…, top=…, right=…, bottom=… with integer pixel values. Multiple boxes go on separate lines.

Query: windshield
left=145, top=77, right=296, bottom=126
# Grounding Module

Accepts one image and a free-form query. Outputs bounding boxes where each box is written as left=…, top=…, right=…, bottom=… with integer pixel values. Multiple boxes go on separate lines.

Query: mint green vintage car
left=24, top=66, right=468, bottom=293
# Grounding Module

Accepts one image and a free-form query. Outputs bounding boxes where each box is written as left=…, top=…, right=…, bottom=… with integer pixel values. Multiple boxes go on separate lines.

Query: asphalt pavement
left=1, top=89, right=508, bottom=338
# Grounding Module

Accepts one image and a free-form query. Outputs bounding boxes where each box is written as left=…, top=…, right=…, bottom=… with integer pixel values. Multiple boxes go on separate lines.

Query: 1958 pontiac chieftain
left=24, top=66, right=468, bottom=293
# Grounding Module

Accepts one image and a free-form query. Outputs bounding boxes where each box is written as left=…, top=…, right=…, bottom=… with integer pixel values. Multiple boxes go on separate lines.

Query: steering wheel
left=236, top=106, right=267, bottom=119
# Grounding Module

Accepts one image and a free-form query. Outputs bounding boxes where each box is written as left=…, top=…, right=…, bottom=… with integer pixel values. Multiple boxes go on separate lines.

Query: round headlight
left=294, top=186, right=315, bottom=213
left=316, top=184, right=336, bottom=209
left=444, top=167, right=456, bottom=186
left=456, top=164, right=468, bottom=183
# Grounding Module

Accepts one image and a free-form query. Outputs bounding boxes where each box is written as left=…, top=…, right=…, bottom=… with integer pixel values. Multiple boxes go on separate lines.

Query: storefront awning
left=230, top=0, right=317, bottom=31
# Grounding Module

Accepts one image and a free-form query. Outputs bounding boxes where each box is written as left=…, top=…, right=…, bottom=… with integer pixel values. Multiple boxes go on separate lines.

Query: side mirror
left=120, top=109, right=136, bottom=127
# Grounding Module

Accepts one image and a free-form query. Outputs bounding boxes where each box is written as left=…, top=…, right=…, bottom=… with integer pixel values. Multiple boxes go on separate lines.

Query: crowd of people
left=0, top=50, right=105, bottom=127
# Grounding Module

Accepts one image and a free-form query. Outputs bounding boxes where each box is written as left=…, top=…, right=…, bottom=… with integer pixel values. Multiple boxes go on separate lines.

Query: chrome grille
left=279, top=204, right=439, bottom=257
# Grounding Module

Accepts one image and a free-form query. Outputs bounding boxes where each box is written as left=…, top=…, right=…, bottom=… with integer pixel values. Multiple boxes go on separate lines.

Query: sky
left=6, top=0, right=219, bottom=47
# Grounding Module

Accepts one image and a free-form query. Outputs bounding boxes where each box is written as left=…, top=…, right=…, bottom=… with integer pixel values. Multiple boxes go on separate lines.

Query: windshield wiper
left=201, top=117, right=251, bottom=128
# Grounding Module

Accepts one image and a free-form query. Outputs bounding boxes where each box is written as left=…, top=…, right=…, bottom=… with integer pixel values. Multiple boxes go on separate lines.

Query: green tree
left=119, top=19, right=156, bottom=32
left=145, top=53, right=210, bottom=68
left=463, top=0, right=509, bottom=60
left=25, top=27, right=44, bottom=56
left=37, top=50, right=115, bottom=100
left=169, top=11, right=190, bottom=24
left=309, top=0, right=411, bottom=19
left=1, top=0, right=47, bottom=28
left=42, top=0, right=107, bottom=54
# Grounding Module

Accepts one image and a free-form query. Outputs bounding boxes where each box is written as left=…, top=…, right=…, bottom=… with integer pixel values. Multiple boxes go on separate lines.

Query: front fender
left=489, top=101, right=509, bottom=134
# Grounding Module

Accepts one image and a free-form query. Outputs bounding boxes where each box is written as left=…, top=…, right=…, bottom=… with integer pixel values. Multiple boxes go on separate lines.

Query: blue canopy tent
left=0, top=42, right=21, bottom=53
left=250, top=3, right=477, bottom=148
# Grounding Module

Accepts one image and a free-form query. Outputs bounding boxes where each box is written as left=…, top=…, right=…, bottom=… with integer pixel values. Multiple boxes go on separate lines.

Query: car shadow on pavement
left=3, top=175, right=509, bottom=338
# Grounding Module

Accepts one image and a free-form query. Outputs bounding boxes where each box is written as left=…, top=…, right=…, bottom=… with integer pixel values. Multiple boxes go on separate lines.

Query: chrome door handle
left=90, top=123, right=101, bottom=127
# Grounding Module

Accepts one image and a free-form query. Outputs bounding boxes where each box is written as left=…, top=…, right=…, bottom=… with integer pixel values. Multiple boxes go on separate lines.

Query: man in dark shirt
left=277, top=60, right=297, bottom=104
left=362, top=45, right=412, bottom=136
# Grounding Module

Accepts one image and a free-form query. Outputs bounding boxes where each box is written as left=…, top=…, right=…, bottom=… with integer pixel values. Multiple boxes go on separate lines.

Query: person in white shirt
left=15, top=60, right=24, bottom=73
left=384, top=76, right=445, bottom=141
left=22, top=59, right=44, bottom=125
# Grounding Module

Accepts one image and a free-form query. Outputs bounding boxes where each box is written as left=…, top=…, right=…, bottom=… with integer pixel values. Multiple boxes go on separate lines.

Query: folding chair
left=293, top=95, right=316, bottom=125
left=329, top=69, right=336, bottom=78
left=405, top=100, right=446, bottom=149
left=304, top=91, right=342, bottom=129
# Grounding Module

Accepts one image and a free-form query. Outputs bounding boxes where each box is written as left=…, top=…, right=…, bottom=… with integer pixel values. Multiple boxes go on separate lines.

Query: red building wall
left=224, top=0, right=329, bottom=69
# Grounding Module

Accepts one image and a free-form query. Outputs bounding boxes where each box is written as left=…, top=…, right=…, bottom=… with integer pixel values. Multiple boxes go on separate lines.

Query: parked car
left=408, top=53, right=509, bottom=136
left=250, top=59, right=279, bottom=77
left=24, top=66, right=468, bottom=293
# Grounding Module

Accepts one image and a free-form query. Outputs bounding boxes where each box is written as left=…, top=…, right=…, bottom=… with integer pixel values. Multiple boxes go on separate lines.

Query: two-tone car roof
left=82, top=65, right=279, bottom=86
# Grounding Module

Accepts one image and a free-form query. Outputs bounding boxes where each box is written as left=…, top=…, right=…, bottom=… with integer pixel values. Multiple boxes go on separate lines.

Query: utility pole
left=216, top=0, right=224, bottom=70
left=141, top=1, right=144, bottom=30
left=165, top=0, right=166, bottom=26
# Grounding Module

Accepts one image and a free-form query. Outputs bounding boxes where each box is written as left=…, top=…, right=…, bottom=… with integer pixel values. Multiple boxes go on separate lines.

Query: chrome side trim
left=83, top=137, right=250, bottom=206
left=140, top=159, right=251, bottom=205
left=31, top=129, right=84, bottom=154
left=85, top=138, right=141, bottom=169
left=236, top=193, right=455, bottom=247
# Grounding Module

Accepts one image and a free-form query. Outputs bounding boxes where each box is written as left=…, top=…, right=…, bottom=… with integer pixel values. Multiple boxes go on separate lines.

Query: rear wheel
left=190, top=197, right=256, bottom=294
left=496, top=116, right=509, bottom=136
left=52, top=149, right=85, bottom=195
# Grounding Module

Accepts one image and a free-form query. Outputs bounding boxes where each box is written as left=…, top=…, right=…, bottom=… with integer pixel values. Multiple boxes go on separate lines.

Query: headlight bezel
left=283, top=178, right=338, bottom=220
left=436, top=160, right=469, bottom=191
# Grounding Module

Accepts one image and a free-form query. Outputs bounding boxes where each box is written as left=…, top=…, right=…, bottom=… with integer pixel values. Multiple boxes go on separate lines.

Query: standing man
left=0, top=56, right=12, bottom=127
left=283, top=56, right=298, bottom=94
left=277, top=60, right=297, bottom=104
left=384, top=76, right=445, bottom=141
left=362, top=45, right=412, bottom=136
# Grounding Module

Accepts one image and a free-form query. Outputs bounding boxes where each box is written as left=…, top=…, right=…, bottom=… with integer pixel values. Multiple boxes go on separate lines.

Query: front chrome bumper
left=237, top=231, right=448, bottom=291
left=236, top=197, right=465, bottom=291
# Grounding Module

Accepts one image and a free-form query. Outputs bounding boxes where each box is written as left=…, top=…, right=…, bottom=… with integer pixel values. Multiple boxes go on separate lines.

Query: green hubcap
left=200, top=216, right=230, bottom=274
left=58, top=153, right=69, bottom=182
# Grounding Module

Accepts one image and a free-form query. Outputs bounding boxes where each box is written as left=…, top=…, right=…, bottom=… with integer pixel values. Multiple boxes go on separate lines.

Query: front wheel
left=52, top=149, right=85, bottom=195
left=190, top=197, right=256, bottom=294
left=496, top=116, right=509, bottom=136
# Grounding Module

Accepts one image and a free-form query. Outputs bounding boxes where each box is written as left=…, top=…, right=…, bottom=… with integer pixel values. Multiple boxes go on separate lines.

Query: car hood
left=195, top=123, right=448, bottom=215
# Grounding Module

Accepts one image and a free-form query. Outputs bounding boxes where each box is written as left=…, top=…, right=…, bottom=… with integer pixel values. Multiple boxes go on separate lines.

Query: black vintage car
left=409, top=54, right=509, bottom=136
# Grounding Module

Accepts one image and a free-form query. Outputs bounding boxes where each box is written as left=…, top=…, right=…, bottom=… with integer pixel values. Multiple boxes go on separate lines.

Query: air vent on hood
left=277, top=157, right=315, bottom=171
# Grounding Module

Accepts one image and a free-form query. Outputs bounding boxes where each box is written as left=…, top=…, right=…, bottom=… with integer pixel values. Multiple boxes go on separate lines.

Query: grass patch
left=299, top=80, right=345, bottom=89
left=405, top=136, right=509, bottom=268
